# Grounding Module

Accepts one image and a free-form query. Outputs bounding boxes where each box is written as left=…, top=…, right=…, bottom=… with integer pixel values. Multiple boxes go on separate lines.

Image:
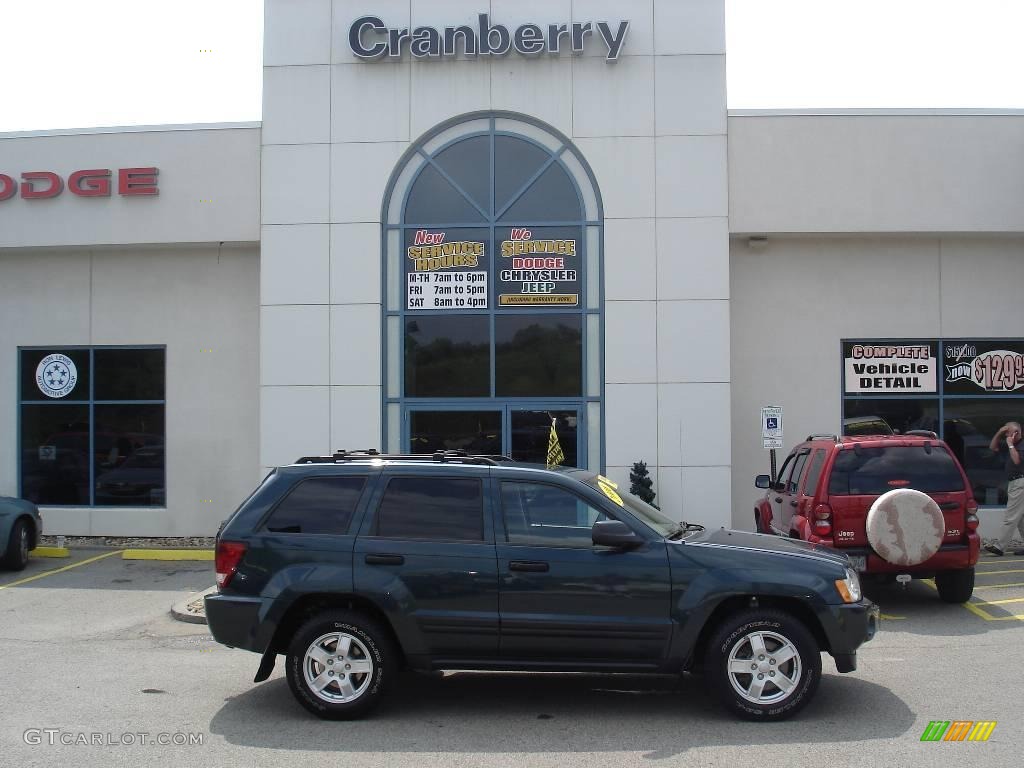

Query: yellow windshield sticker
left=596, top=474, right=618, bottom=490
left=598, top=480, right=624, bottom=506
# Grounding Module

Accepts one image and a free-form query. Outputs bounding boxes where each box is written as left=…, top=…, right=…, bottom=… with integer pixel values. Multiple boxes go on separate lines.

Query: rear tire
left=704, top=609, right=821, bottom=721
left=935, top=568, right=974, bottom=603
left=285, top=610, right=397, bottom=720
left=0, top=519, right=30, bottom=571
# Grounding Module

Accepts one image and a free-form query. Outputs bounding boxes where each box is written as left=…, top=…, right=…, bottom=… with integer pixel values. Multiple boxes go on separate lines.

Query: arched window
left=381, top=113, right=603, bottom=469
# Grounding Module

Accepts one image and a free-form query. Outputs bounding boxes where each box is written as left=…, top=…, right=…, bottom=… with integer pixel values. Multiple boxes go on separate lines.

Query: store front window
left=382, top=114, right=602, bottom=467
left=19, top=347, right=166, bottom=506
left=842, top=339, right=1024, bottom=506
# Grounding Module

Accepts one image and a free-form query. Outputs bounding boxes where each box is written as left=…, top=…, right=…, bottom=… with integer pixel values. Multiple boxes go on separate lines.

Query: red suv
left=754, top=432, right=980, bottom=603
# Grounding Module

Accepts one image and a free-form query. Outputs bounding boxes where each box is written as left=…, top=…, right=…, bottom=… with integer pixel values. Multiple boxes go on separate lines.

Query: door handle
left=509, top=560, right=549, bottom=573
left=790, top=500, right=799, bottom=508
left=774, top=497, right=783, bottom=504
left=365, top=554, right=404, bottom=565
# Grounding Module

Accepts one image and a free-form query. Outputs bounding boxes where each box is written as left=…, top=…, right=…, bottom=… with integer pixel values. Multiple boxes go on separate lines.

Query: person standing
left=984, top=421, right=1024, bottom=556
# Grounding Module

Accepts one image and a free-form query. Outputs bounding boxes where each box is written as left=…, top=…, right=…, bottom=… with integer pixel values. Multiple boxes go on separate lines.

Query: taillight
left=965, top=498, right=979, bottom=532
left=215, top=540, right=247, bottom=589
left=813, top=503, right=833, bottom=536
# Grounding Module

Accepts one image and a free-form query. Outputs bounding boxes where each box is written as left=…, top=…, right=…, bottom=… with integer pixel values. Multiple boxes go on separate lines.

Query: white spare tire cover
left=866, top=488, right=945, bottom=566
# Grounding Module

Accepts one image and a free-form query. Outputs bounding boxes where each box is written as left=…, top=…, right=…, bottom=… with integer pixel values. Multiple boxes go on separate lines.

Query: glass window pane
left=827, top=445, right=964, bottom=496
left=499, top=161, right=582, bottom=223
left=433, top=135, right=492, bottom=215
left=802, top=449, right=827, bottom=495
left=943, top=399, right=1024, bottom=505
left=586, top=225, right=600, bottom=308
left=587, top=402, right=601, bottom=471
left=787, top=452, right=809, bottom=493
left=501, top=481, right=608, bottom=548
left=93, top=405, right=165, bottom=506
left=405, top=227, right=489, bottom=312
left=495, top=314, right=582, bottom=397
left=94, top=348, right=165, bottom=400
left=374, top=477, right=483, bottom=541
left=410, top=411, right=501, bottom=455
left=510, top=410, right=577, bottom=467
left=586, top=313, right=600, bottom=397
left=20, top=348, right=89, bottom=402
left=405, top=315, right=490, bottom=397
left=496, top=225, right=581, bottom=309
left=404, top=164, right=485, bottom=224
left=20, top=404, right=91, bottom=504
left=494, top=135, right=551, bottom=214
left=842, top=398, right=939, bottom=436
left=263, top=476, right=367, bottom=535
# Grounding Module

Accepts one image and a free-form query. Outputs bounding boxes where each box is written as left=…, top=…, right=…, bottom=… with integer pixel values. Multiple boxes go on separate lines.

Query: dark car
left=754, top=432, right=980, bottom=603
left=207, top=450, right=878, bottom=722
left=0, top=496, right=43, bottom=570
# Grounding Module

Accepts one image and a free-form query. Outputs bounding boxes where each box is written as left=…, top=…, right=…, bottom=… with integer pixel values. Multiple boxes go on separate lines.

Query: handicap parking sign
left=761, top=406, right=783, bottom=449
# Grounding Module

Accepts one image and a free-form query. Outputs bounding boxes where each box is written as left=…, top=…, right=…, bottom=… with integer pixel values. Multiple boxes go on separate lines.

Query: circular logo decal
left=36, top=353, right=78, bottom=398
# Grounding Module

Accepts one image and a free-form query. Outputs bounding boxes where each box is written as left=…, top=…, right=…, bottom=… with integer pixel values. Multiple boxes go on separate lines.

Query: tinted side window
left=802, top=449, right=827, bottom=495
left=775, top=454, right=795, bottom=488
left=263, top=476, right=367, bottom=535
left=827, top=446, right=965, bottom=495
left=787, top=452, right=809, bottom=493
left=501, top=481, right=609, bottom=548
left=374, top=477, right=484, bottom=541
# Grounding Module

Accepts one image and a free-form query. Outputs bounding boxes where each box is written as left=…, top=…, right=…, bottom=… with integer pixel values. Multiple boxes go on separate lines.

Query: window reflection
left=404, top=316, right=490, bottom=397
left=496, top=315, right=582, bottom=397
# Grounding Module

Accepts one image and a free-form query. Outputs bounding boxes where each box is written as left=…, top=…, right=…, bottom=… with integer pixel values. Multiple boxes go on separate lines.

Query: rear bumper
left=821, top=599, right=880, bottom=673
left=841, top=534, right=980, bottom=574
left=205, top=593, right=267, bottom=653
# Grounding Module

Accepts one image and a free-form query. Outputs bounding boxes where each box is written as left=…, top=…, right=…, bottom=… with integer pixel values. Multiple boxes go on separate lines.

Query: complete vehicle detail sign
left=350, top=13, right=629, bottom=61
left=843, top=342, right=937, bottom=394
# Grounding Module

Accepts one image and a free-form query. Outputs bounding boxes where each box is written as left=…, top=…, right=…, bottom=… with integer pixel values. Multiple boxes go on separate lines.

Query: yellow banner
left=499, top=294, right=579, bottom=306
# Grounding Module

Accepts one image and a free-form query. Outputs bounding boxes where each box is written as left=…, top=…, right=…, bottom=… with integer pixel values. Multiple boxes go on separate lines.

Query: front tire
left=1, top=519, right=30, bottom=571
left=705, top=609, right=821, bottom=721
left=935, top=568, right=974, bottom=603
left=285, top=610, right=396, bottom=720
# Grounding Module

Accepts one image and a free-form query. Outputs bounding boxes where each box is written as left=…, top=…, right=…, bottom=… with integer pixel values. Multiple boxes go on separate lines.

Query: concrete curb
left=123, top=549, right=214, bottom=561
left=32, top=546, right=70, bottom=558
left=170, top=585, right=216, bottom=625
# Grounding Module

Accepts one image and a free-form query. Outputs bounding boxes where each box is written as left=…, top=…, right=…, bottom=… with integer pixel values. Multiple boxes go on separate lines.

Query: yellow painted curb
left=121, top=549, right=214, bottom=561
left=32, top=546, right=70, bottom=558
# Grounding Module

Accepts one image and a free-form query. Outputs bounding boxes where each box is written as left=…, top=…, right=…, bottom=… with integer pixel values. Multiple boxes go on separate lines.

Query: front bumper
left=821, top=599, right=880, bottom=673
left=204, top=593, right=266, bottom=653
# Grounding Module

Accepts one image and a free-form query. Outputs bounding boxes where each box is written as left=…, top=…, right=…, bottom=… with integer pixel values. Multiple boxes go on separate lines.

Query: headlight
left=835, top=568, right=862, bottom=603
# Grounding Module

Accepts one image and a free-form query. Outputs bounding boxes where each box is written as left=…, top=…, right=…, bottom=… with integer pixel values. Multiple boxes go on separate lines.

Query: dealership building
left=1, top=0, right=1022, bottom=538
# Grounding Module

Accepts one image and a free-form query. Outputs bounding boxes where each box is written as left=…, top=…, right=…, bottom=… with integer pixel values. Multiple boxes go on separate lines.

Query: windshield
left=580, top=473, right=680, bottom=537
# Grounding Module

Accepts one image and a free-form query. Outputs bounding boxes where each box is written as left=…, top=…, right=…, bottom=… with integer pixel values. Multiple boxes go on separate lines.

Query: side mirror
left=592, top=519, right=642, bottom=548
left=755, top=474, right=771, bottom=489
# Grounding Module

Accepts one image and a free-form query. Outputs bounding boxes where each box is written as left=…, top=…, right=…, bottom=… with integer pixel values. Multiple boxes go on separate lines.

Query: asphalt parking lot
left=0, top=550, right=1020, bottom=768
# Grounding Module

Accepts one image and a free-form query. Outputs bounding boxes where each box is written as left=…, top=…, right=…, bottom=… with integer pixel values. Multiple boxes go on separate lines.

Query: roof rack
left=292, top=448, right=514, bottom=467
left=903, top=429, right=938, bottom=439
left=806, top=433, right=841, bottom=443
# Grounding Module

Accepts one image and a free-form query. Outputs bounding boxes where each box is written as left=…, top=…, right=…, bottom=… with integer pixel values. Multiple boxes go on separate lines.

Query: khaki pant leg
left=996, top=478, right=1024, bottom=550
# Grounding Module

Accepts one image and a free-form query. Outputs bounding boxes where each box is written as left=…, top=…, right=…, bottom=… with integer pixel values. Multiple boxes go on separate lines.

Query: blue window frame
left=381, top=113, right=604, bottom=469
left=18, top=345, right=166, bottom=507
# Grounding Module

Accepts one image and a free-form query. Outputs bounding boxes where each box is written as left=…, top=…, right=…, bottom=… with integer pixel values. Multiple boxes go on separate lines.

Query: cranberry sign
left=0, top=168, right=159, bottom=201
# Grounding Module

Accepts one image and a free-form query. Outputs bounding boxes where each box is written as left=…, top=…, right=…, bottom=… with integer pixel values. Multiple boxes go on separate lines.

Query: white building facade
left=0, top=1, right=1020, bottom=537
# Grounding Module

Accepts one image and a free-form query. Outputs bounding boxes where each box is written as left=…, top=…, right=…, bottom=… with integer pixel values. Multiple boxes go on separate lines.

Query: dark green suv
left=206, top=451, right=879, bottom=722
